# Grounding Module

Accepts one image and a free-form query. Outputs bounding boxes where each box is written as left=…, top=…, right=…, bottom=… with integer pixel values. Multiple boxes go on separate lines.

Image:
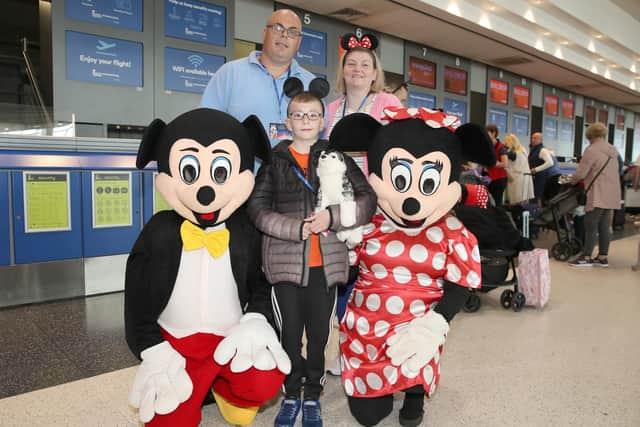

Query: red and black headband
left=340, top=33, right=379, bottom=51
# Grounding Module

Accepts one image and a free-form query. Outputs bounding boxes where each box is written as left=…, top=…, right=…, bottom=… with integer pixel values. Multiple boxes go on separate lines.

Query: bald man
left=201, top=9, right=316, bottom=146
left=528, top=132, right=561, bottom=201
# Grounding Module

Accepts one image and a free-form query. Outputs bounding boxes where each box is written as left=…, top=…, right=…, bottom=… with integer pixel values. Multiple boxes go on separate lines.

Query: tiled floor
left=0, top=221, right=638, bottom=426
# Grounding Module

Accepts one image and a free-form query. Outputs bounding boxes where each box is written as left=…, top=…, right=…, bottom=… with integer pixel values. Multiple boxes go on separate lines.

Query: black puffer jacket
left=248, top=139, right=376, bottom=288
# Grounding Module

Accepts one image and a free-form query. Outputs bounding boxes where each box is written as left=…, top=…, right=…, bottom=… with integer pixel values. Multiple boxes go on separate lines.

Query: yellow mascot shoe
left=212, top=391, right=259, bottom=426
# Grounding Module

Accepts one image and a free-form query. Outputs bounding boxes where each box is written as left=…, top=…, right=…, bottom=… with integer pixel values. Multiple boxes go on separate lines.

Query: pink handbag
left=517, top=249, right=551, bottom=308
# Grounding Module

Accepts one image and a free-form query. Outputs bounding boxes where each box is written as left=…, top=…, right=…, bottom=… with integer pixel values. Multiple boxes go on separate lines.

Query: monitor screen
left=409, top=57, right=436, bottom=89
left=489, top=79, right=508, bottom=104
left=444, top=66, right=467, bottom=96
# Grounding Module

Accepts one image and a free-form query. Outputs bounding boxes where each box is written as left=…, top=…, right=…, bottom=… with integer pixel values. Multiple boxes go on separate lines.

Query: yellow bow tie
left=180, top=220, right=230, bottom=258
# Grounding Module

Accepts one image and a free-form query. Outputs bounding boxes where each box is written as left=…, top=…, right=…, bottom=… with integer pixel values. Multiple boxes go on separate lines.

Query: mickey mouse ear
left=361, top=33, right=379, bottom=50
left=340, top=33, right=358, bottom=50
left=136, top=118, right=166, bottom=169
left=455, top=123, right=497, bottom=167
left=284, top=77, right=304, bottom=99
left=308, top=78, right=330, bottom=99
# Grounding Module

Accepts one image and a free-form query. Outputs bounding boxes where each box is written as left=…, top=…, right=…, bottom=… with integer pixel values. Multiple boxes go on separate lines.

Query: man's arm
left=532, top=148, right=554, bottom=174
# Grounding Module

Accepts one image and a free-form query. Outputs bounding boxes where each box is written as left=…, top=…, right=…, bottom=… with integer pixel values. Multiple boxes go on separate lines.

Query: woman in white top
left=503, top=133, right=535, bottom=204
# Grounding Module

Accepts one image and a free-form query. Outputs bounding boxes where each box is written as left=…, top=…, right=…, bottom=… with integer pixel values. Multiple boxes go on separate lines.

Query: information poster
left=407, top=92, right=436, bottom=109
left=443, top=98, right=467, bottom=123
left=65, top=31, right=143, bottom=87
left=562, top=99, right=574, bottom=119
left=585, top=106, right=596, bottom=124
left=92, top=172, right=132, bottom=228
left=513, top=85, right=529, bottom=109
left=488, top=108, right=507, bottom=135
left=598, top=109, right=608, bottom=124
left=545, top=95, right=559, bottom=116
left=23, top=172, right=71, bottom=233
left=544, top=118, right=558, bottom=140
left=165, top=0, right=226, bottom=46
left=153, top=173, right=172, bottom=214
left=409, top=57, right=436, bottom=89
left=560, top=121, right=573, bottom=142
left=296, top=28, right=327, bottom=67
left=165, top=47, right=224, bottom=93
left=489, top=79, right=508, bottom=104
left=512, top=112, right=529, bottom=136
left=65, top=0, right=143, bottom=31
left=444, top=66, right=467, bottom=95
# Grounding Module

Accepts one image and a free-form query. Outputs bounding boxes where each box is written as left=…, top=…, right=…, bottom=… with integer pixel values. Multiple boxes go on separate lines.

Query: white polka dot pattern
left=467, top=270, right=481, bottom=288
left=383, top=365, right=398, bottom=385
left=366, top=239, right=381, bottom=255
left=385, top=240, right=405, bottom=257
left=344, top=379, right=354, bottom=396
left=374, top=320, right=390, bottom=337
left=426, top=226, right=444, bottom=243
left=454, top=243, right=468, bottom=261
left=409, top=244, right=428, bottom=263
left=410, top=299, right=426, bottom=317
left=366, top=373, right=383, bottom=390
left=446, top=264, right=462, bottom=282
left=445, top=216, right=462, bottom=230
left=385, top=296, right=404, bottom=314
left=354, top=291, right=364, bottom=307
left=356, top=316, right=370, bottom=335
left=355, top=377, right=367, bottom=394
left=432, top=252, right=446, bottom=270
left=371, top=263, right=387, bottom=279
left=393, top=266, right=412, bottom=284
left=423, top=365, right=434, bottom=384
left=417, top=273, right=432, bottom=287
left=366, top=294, right=381, bottom=311
left=346, top=312, right=355, bottom=329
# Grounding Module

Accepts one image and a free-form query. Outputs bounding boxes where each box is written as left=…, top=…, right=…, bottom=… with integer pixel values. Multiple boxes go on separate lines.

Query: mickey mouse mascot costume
left=330, top=107, right=495, bottom=426
left=125, top=108, right=290, bottom=426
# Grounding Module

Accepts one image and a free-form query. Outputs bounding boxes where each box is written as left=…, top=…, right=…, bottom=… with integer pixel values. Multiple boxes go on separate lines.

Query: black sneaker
left=569, top=257, right=593, bottom=268
left=593, top=257, right=609, bottom=268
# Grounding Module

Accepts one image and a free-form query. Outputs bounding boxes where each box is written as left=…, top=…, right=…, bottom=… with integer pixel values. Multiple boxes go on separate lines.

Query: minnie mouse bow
left=341, top=33, right=379, bottom=51
left=381, top=106, right=461, bottom=132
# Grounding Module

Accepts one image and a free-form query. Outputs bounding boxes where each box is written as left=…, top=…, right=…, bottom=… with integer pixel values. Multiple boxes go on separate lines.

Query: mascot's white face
left=369, top=147, right=461, bottom=230
left=156, top=137, right=254, bottom=227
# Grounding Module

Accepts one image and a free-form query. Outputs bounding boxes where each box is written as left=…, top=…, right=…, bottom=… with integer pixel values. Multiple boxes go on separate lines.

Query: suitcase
left=517, top=248, right=551, bottom=309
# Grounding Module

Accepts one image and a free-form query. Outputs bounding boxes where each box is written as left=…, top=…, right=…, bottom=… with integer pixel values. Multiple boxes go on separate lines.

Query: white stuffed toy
left=315, top=149, right=363, bottom=248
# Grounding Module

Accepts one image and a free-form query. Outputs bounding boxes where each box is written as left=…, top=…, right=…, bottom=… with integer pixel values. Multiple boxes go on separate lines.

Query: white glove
left=385, top=310, right=449, bottom=372
left=214, top=312, right=291, bottom=374
left=128, top=341, right=193, bottom=423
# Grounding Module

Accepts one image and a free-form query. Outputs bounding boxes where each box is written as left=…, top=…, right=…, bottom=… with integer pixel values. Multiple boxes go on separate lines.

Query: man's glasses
left=288, top=111, right=322, bottom=121
left=266, top=23, right=301, bottom=39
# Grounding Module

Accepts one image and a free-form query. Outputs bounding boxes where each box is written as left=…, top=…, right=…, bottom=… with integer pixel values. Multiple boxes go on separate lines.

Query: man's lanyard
left=291, top=165, right=315, bottom=193
left=342, top=94, right=370, bottom=118
left=273, top=68, right=292, bottom=118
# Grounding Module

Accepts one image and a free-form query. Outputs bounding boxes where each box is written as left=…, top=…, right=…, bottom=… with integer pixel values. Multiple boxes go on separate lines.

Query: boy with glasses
left=201, top=9, right=315, bottom=146
left=248, top=78, right=376, bottom=427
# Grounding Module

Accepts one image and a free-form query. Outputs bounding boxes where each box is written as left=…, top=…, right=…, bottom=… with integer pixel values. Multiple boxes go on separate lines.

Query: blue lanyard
left=273, top=68, right=292, bottom=118
left=341, top=94, right=369, bottom=118
left=291, top=165, right=315, bottom=193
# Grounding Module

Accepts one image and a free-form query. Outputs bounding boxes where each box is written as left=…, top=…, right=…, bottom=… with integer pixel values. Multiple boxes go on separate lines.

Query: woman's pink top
left=324, top=91, right=402, bottom=138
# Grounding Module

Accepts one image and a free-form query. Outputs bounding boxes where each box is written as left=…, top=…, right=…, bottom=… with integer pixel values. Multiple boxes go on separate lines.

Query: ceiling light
left=534, top=0, right=543, bottom=4
left=587, top=41, right=596, bottom=52
left=554, top=47, right=563, bottom=59
left=590, top=64, right=598, bottom=74
left=543, top=32, right=551, bottom=36
left=479, top=14, right=492, bottom=29
left=597, top=58, right=605, bottom=62
left=488, top=6, right=496, bottom=11
left=594, top=34, right=603, bottom=39
left=630, top=81, right=637, bottom=90
left=604, top=69, right=611, bottom=79
left=524, top=9, right=536, bottom=22
left=447, top=2, right=462, bottom=16
left=610, top=64, right=618, bottom=68
left=535, top=39, right=544, bottom=51
left=560, top=41, right=569, bottom=45
left=631, top=64, right=637, bottom=73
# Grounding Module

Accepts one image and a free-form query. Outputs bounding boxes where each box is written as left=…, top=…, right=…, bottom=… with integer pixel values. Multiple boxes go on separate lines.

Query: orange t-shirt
left=289, top=146, right=323, bottom=267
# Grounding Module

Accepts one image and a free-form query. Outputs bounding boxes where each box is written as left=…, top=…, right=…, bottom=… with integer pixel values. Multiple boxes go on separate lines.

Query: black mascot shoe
left=399, top=393, right=425, bottom=427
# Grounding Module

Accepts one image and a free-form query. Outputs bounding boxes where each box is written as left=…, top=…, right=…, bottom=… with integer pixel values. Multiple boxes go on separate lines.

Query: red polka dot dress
left=340, top=213, right=481, bottom=398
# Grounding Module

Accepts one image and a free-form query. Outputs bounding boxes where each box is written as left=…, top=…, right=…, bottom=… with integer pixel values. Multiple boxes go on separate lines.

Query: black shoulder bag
left=576, top=156, right=611, bottom=206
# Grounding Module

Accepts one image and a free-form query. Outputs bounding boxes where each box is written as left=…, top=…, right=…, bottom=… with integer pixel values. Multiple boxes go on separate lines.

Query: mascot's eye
left=211, top=156, right=231, bottom=184
left=179, top=155, right=200, bottom=184
left=390, top=162, right=412, bottom=193
left=419, top=167, right=441, bottom=196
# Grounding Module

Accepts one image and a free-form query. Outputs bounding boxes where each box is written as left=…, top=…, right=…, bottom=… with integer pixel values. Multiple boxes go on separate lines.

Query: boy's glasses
left=266, top=23, right=301, bottom=39
left=289, top=111, right=322, bottom=121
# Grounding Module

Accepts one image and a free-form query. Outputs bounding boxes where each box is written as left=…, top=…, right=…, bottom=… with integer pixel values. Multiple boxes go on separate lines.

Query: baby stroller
left=532, top=175, right=582, bottom=261
left=454, top=204, right=532, bottom=312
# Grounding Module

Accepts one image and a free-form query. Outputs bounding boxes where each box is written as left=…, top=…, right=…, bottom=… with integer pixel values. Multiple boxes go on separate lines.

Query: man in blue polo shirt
left=200, top=9, right=315, bottom=146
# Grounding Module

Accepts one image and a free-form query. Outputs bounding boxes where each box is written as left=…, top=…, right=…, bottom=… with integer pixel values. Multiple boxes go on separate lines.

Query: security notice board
left=0, top=171, right=9, bottom=265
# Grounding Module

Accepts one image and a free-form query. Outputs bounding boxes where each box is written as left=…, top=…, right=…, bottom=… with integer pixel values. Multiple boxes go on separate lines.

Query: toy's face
left=369, top=147, right=461, bottom=230
left=156, top=137, right=254, bottom=227
left=317, top=150, right=346, bottom=177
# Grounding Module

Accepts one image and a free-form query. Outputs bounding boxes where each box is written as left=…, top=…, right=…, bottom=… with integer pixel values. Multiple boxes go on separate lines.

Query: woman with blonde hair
left=503, top=133, right=535, bottom=204
left=324, top=33, right=402, bottom=137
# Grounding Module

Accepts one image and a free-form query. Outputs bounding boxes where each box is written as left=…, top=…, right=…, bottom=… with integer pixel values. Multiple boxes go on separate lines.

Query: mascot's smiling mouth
left=401, top=218, right=426, bottom=228
left=194, top=210, right=220, bottom=226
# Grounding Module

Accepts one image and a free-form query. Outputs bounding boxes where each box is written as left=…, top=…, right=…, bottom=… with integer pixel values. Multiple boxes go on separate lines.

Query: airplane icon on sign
left=97, top=40, right=116, bottom=51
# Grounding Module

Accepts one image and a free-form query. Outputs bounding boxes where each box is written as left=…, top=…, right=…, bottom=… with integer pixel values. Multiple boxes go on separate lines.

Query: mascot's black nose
left=402, top=197, right=420, bottom=215
left=197, top=186, right=215, bottom=205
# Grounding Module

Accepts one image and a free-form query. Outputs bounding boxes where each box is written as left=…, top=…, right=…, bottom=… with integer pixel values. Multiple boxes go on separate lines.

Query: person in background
left=200, top=9, right=315, bottom=146
left=324, top=33, right=402, bottom=137
left=569, top=123, right=621, bottom=268
left=391, top=81, right=409, bottom=106
left=503, top=133, right=535, bottom=205
left=485, top=124, right=510, bottom=206
left=528, top=131, right=561, bottom=203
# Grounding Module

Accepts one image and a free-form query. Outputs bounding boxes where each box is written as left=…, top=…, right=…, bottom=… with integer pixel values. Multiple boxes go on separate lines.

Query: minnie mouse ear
left=329, top=113, right=381, bottom=152
left=308, top=78, right=330, bottom=99
left=361, top=33, right=379, bottom=50
left=340, top=33, right=358, bottom=50
left=136, top=118, right=166, bottom=169
left=284, top=77, right=304, bottom=99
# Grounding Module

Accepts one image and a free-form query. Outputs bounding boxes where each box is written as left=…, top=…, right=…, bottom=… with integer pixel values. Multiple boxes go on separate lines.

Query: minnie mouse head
left=330, top=107, right=495, bottom=230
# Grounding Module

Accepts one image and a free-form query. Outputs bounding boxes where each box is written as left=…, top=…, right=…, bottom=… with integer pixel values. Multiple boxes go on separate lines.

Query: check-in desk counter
left=0, top=135, right=160, bottom=308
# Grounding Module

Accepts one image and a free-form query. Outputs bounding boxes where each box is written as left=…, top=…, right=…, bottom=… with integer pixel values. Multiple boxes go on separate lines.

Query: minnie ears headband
left=341, top=33, right=379, bottom=51
left=284, top=76, right=330, bottom=99
left=381, top=106, right=461, bottom=132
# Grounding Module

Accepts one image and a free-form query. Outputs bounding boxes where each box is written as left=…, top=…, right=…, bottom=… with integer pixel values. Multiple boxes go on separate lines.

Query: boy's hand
left=302, top=222, right=313, bottom=240
left=305, top=210, right=330, bottom=234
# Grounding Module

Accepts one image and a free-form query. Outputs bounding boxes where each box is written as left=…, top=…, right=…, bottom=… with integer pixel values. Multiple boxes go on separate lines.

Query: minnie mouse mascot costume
left=125, top=108, right=290, bottom=426
left=329, top=107, right=495, bottom=426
